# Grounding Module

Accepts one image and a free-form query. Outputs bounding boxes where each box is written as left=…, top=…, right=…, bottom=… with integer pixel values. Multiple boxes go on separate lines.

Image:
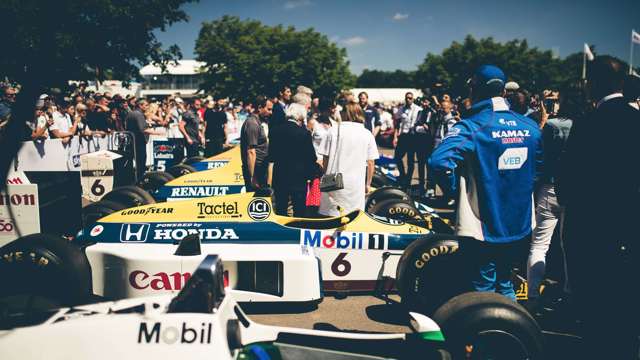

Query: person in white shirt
left=392, top=92, right=422, bottom=188
left=49, top=103, right=79, bottom=143
left=319, top=100, right=379, bottom=216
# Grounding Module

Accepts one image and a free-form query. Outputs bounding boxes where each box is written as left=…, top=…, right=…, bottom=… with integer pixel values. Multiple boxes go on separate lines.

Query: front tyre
left=434, top=292, right=544, bottom=359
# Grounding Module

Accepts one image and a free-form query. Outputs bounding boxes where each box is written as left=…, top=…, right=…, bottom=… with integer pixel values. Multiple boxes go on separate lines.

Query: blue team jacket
left=428, top=97, right=543, bottom=243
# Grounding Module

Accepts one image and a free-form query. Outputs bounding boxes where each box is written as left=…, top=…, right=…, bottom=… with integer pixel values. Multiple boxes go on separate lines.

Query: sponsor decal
left=301, top=230, right=386, bottom=250
left=0, top=219, right=14, bottom=233
left=491, top=129, right=530, bottom=144
left=153, top=226, right=239, bottom=241
left=90, top=224, right=104, bottom=237
left=443, top=127, right=461, bottom=139
left=120, top=223, right=150, bottom=242
left=1, top=251, right=50, bottom=266
left=138, top=322, right=212, bottom=344
left=170, top=186, right=230, bottom=198
left=120, top=207, right=174, bottom=216
left=498, top=147, right=528, bottom=170
left=206, top=160, right=229, bottom=169
left=6, top=177, right=23, bottom=185
left=414, top=244, right=459, bottom=269
left=498, top=118, right=518, bottom=126
left=0, top=193, right=36, bottom=206
left=388, top=206, right=418, bottom=217
left=129, top=270, right=191, bottom=290
left=247, top=198, right=271, bottom=221
left=196, top=201, right=240, bottom=219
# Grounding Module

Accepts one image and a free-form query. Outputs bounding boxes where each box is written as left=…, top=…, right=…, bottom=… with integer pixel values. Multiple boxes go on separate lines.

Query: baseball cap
left=505, top=81, right=520, bottom=91
left=469, top=65, right=506, bottom=92
left=175, top=97, right=184, bottom=104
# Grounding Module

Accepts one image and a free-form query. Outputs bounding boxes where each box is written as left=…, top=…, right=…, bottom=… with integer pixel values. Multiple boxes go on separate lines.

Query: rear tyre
left=0, top=233, right=93, bottom=309
left=396, top=236, right=472, bottom=314
left=371, top=172, right=391, bottom=189
left=138, top=171, right=175, bottom=193
left=102, top=185, right=155, bottom=208
left=167, top=163, right=197, bottom=178
left=434, top=292, right=544, bottom=359
left=82, top=200, right=126, bottom=227
left=369, top=198, right=421, bottom=222
left=182, top=156, right=205, bottom=165
left=365, top=186, right=412, bottom=212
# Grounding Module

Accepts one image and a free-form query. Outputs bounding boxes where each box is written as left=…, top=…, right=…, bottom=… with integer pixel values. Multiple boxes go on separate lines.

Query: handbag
left=320, top=122, right=344, bottom=192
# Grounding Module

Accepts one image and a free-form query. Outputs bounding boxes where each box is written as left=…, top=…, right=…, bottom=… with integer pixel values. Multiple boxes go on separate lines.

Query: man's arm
left=179, top=119, right=192, bottom=144
left=428, top=123, right=475, bottom=196
left=366, top=132, right=379, bottom=192
left=366, top=159, right=374, bottom=192
left=246, top=148, right=256, bottom=179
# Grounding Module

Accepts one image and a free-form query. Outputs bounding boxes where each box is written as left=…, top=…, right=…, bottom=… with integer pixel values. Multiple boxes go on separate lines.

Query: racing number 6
left=331, top=252, right=351, bottom=277
left=91, top=179, right=105, bottom=196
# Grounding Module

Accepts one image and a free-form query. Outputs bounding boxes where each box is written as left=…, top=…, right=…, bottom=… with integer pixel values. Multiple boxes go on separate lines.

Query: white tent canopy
left=348, top=88, right=423, bottom=106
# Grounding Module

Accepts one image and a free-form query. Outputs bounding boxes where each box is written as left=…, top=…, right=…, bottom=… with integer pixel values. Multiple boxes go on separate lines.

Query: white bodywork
left=86, top=243, right=322, bottom=303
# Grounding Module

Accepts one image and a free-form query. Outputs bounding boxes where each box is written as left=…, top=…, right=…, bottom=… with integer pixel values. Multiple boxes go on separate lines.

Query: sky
left=155, top=0, right=640, bottom=74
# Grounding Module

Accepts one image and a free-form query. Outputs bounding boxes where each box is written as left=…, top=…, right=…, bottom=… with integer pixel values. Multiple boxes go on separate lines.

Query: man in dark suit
left=559, top=56, right=639, bottom=358
left=269, top=103, right=318, bottom=217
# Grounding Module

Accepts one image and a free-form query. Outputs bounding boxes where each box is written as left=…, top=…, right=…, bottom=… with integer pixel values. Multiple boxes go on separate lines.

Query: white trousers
left=527, top=184, right=569, bottom=298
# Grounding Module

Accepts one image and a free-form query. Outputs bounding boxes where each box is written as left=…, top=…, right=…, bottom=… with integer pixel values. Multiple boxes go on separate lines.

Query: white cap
left=174, top=97, right=184, bottom=104
left=505, top=81, right=520, bottom=91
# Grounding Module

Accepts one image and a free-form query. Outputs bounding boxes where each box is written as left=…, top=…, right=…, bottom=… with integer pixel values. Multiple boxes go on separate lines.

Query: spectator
left=414, top=97, right=436, bottom=197
left=204, top=97, right=227, bottom=156
left=241, top=95, right=272, bottom=190
left=358, top=92, right=381, bottom=137
left=433, top=100, right=458, bottom=148
left=0, top=86, right=16, bottom=127
left=393, top=92, right=422, bottom=188
left=318, top=100, right=378, bottom=216
left=87, top=95, right=111, bottom=133
left=49, top=102, right=79, bottom=144
left=125, top=99, right=162, bottom=179
left=526, top=91, right=575, bottom=309
left=74, top=103, right=92, bottom=137
left=30, top=106, right=49, bottom=140
left=310, top=98, right=336, bottom=160
left=178, top=101, right=202, bottom=158
left=559, top=56, right=639, bottom=358
left=270, top=85, right=291, bottom=130
left=270, top=103, right=318, bottom=216
left=376, top=104, right=394, bottom=147
left=429, top=65, right=542, bottom=300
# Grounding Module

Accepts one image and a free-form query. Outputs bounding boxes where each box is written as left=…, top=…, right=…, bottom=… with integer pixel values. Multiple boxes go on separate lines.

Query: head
left=468, top=65, right=506, bottom=102
left=441, top=100, right=452, bottom=114
left=194, top=98, right=202, bottom=109
left=255, top=95, right=273, bottom=121
left=342, top=100, right=365, bottom=123
left=296, top=85, right=313, bottom=97
left=285, top=103, right=308, bottom=125
left=587, top=56, right=625, bottom=101
left=278, top=86, right=292, bottom=103
left=137, top=99, right=149, bottom=112
left=318, top=97, right=335, bottom=116
left=623, top=74, right=640, bottom=103
left=2, top=86, right=16, bottom=103
left=75, top=103, right=87, bottom=118
left=507, top=89, right=529, bottom=115
left=504, top=81, right=520, bottom=96
left=65, top=103, right=75, bottom=116
left=404, top=92, right=414, bottom=106
left=358, top=92, right=369, bottom=107
left=292, top=93, right=312, bottom=109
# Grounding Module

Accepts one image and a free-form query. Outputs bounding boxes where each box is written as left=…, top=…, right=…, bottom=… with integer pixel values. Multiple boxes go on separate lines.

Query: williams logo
left=120, top=223, right=150, bottom=242
left=138, top=322, right=212, bottom=344
left=247, top=198, right=271, bottom=221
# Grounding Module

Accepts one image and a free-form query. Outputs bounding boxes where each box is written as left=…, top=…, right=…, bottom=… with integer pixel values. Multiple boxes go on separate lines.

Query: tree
left=195, top=16, right=354, bottom=101
left=415, top=36, right=568, bottom=97
left=0, top=0, right=196, bottom=188
left=356, top=69, right=416, bottom=88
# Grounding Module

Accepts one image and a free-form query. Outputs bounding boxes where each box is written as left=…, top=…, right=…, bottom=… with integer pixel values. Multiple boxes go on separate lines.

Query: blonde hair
left=342, top=101, right=365, bottom=123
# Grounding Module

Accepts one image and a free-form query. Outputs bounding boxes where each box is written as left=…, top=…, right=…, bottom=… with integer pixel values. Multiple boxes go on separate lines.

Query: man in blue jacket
left=429, top=65, right=543, bottom=300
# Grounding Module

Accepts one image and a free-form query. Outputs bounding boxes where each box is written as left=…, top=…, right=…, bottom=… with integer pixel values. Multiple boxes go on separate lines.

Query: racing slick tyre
left=182, top=156, right=205, bottom=165
left=371, top=172, right=391, bottom=189
left=102, top=185, right=156, bottom=208
left=365, top=186, right=412, bottom=212
left=0, top=233, right=93, bottom=309
left=433, top=292, right=544, bottom=359
left=396, top=235, right=473, bottom=315
left=167, top=163, right=197, bottom=178
left=82, top=199, right=126, bottom=227
left=369, top=198, right=421, bottom=222
left=137, top=171, right=175, bottom=193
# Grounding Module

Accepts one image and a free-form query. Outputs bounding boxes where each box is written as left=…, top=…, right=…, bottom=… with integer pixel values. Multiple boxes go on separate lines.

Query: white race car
left=0, top=255, right=544, bottom=359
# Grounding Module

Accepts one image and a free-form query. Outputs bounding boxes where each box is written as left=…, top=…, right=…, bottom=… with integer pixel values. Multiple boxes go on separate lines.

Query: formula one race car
left=0, top=255, right=544, bottom=359
left=5, top=191, right=517, bottom=314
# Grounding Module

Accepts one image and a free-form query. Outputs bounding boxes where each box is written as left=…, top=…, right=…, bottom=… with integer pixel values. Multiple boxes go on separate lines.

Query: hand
left=392, top=137, right=398, bottom=148
left=186, top=137, right=194, bottom=145
left=251, top=176, right=260, bottom=189
left=366, top=185, right=372, bottom=194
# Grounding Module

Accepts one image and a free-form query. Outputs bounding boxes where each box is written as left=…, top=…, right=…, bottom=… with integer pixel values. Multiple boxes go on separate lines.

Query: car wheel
left=0, top=233, right=93, bottom=308
left=137, top=171, right=175, bottom=193
left=102, top=185, right=156, bottom=208
left=369, top=198, right=422, bottom=221
left=82, top=199, right=126, bottom=227
left=396, top=235, right=473, bottom=314
left=182, top=156, right=206, bottom=165
left=365, top=186, right=412, bottom=212
left=167, top=163, right=197, bottom=178
left=434, top=292, right=544, bottom=359
left=371, top=172, right=391, bottom=189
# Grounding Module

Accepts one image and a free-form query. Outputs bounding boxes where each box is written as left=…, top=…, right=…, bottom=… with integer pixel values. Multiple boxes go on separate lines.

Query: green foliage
left=416, top=35, right=588, bottom=96
left=195, top=16, right=354, bottom=102
left=0, top=0, right=197, bottom=88
left=356, top=69, right=416, bottom=88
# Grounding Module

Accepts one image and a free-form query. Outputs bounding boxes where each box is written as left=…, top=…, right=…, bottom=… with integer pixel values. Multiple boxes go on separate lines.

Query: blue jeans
left=470, top=238, right=529, bottom=301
